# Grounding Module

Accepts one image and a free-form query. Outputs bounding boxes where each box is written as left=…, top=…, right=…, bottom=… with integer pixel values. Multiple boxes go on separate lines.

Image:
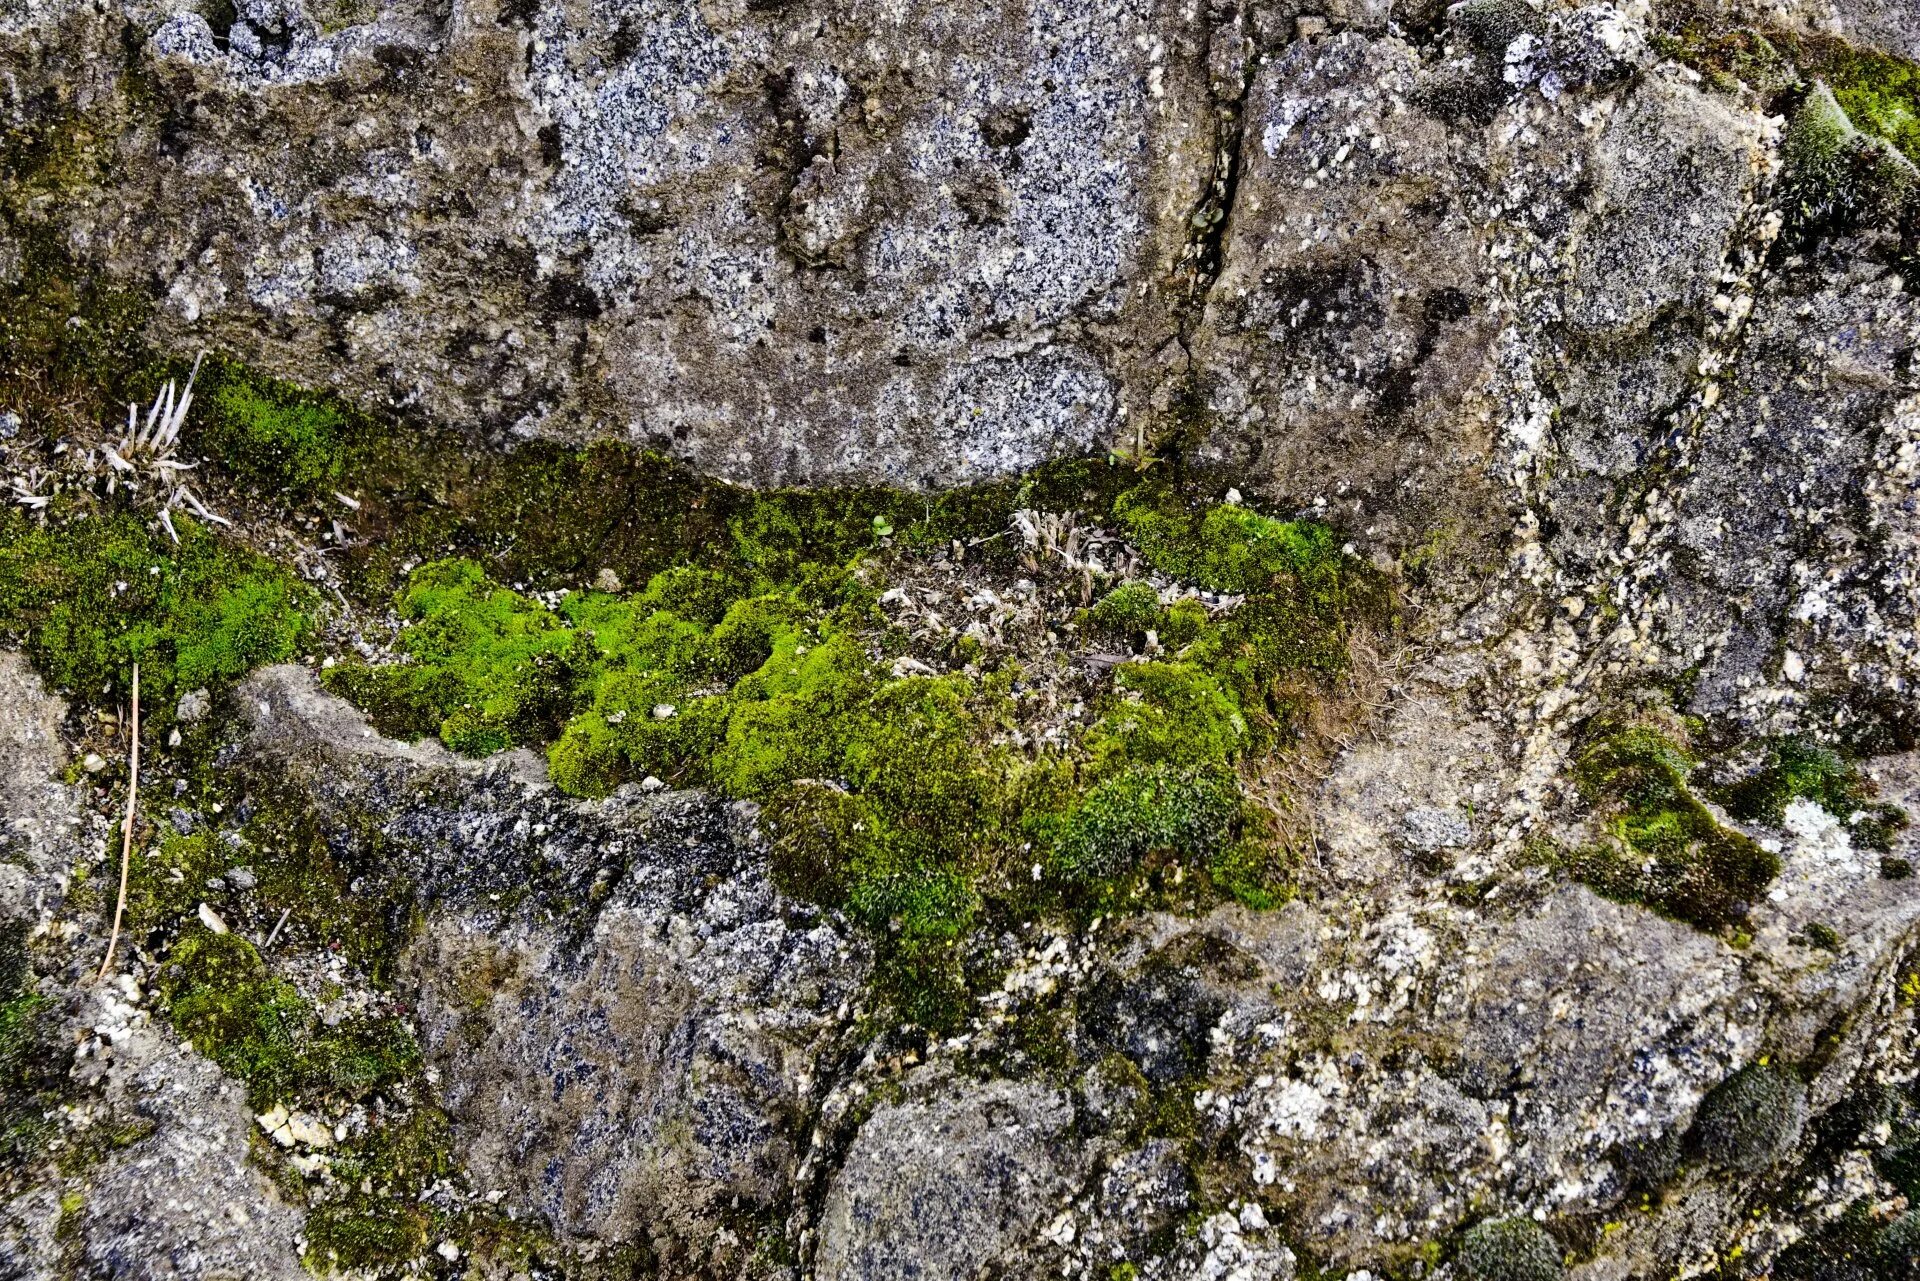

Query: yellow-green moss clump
left=1564, top=717, right=1779, bottom=930
left=0, top=507, right=315, bottom=712
left=328, top=483, right=1380, bottom=1026
left=198, top=364, right=348, bottom=495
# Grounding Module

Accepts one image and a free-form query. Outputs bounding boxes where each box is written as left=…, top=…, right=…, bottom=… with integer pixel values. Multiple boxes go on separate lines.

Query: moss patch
left=328, top=481, right=1381, bottom=1026
left=156, top=930, right=419, bottom=1109
left=1715, top=736, right=1909, bottom=851
left=0, top=506, right=315, bottom=712
left=0, top=922, right=63, bottom=1174
left=198, top=363, right=348, bottom=496
left=1562, top=715, right=1780, bottom=930
left=1453, top=1216, right=1564, bottom=1281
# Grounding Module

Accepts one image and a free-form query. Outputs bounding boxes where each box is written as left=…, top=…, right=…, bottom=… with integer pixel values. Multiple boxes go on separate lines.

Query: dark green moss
left=1565, top=718, right=1780, bottom=930
left=0, top=921, right=63, bottom=1172
left=1686, top=1060, right=1808, bottom=1173
left=303, top=1106, right=454, bottom=1273
left=1717, top=736, right=1909, bottom=852
left=156, top=930, right=419, bottom=1108
left=0, top=506, right=315, bottom=713
left=1037, top=765, right=1239, bottom=883
left=1804, top=921, right=1844, bottom=952
left=1775, top=1199, right=1916, bottom=1280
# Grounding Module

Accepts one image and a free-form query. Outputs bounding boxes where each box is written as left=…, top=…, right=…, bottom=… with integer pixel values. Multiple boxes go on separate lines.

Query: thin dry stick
left=96, top=664, right=140, bottom=982
left=263, top=907, right=291, bottom=951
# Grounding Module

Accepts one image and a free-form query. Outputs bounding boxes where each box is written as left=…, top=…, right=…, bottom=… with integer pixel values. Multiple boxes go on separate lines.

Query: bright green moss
left=1781, top=80, right=1919, bottom=229
left=330, top=475, right=1381, bottom=1026
left=1088, top=582, right=1162, bottom=635
left=1113, top=489, right=1340, bottom=597
left=201, top=367, right=346, bottom=494
left=1567, top=720, right=1780, bottom=930
left=1088, top=662, right=1247, bottom=770
left=1717, top=737, right=1909, bottom=851
left=1802, top=39, right=1920, bottom=166
left=325, top=558, right=582, bottom=752
left=0, top=507, right=313, bottom=711
left=1158, top=597, right=1209, bottom=648
left=157, top=930, right=418, bottom=1108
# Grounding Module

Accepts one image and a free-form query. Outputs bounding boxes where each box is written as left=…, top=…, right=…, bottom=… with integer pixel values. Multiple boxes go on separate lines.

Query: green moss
left=1088, top=662, right=1248, bottom=770
left=1717, top=736, right=1909, bottom=852
left=1781, top=80, right=1919, bottom=230
left=326, top=477, right=1381, bottom=1026
left=156, top=930, right=418, bottom=1108
left=1775, top=1199, right=1917, bottom=1280
left=1088, top=582, right=1162, bottom=635
left=1564, top=719, right=1780, bottom=930
left=304, top=1196, right=429, bottom=1273
left=1686, top=1060, right=1807, bottom=1173
left=1454, top=1217, right=1564, bottom=1281
left=326, top=558, right=583, bottom=752
left=1113, top=489, right=1340, bottom=597
left=303, top=1106, right=454, bottom=1273
left=199, top=365, right=347, bottom=495
left=1037, top=765, right=1239, bottom=883
left=1789, top=37, right=1920, bottom=167
left=0, top=922, right=63, bottom=1170
left=0, top=507, right=314, bottom=712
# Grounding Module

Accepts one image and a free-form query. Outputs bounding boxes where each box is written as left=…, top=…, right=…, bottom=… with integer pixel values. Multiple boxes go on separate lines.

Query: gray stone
left=814, top=1075, right=1082, bottom=1281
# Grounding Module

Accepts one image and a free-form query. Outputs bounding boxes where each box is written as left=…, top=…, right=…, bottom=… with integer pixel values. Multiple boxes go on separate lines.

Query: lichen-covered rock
left=7, top=0, right=1920, bottom=1276
left=231, top=664, right=871, bottom=1267
left=812, top=1074, right=1083, bottom=1281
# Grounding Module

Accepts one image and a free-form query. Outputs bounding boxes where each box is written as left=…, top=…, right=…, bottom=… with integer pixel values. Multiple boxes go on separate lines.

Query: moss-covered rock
left=1564, top=716, right=1780, bottom=930
left=1453, top=1216, right=1564, bottom=1281
left=1782, top=81, right=1920, bottom=231
left=1717, top=736, right=1909, bottom=851
left=1686, top=1060, right=1808, bottom=1173
left=156, top=930, right=419, bottom=1108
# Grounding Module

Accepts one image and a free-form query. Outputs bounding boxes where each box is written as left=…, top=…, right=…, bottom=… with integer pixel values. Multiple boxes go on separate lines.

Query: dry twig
left=96, top=664, right=140, bottom=982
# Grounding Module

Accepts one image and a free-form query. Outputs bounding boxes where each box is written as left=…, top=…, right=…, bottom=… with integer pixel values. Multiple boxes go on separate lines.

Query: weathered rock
left=0, top=653, right=309, bottom=1281
left=812, top=1074, right=1083, bottom=1281
left=233, top=665, right=871, bottom=1268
